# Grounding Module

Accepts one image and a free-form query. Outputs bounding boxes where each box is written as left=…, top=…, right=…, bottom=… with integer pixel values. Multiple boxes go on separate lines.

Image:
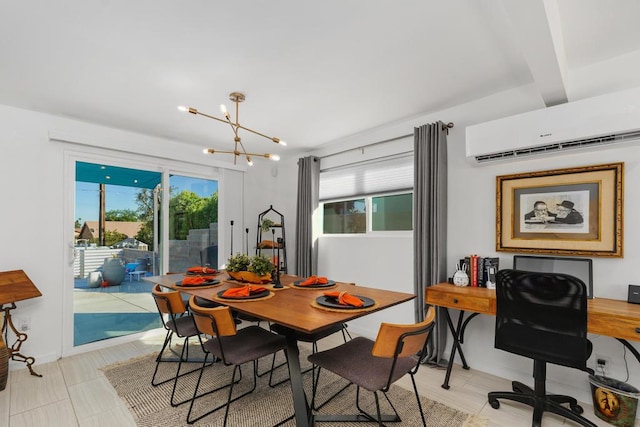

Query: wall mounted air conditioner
left=466, top=87, right=640, bottom=164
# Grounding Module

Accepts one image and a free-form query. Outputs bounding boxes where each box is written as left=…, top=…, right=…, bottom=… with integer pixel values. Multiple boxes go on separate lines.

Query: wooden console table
left=426, top=282, right=640, bottom=389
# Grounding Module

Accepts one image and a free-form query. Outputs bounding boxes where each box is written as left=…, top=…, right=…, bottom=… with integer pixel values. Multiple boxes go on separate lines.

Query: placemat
left=211, top=291, right=275, bottom=303
left=291, top=283, right=337, bottom=290
left=310, top=299, right=380, bottom=313
left=264, top=283, right=290, bottom=291
left=170, top=282, right=222, bottom=290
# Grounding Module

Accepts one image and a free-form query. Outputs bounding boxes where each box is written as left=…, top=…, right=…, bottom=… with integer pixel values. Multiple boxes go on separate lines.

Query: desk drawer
left=589, top=314, right=640, bottom=342
left=426, top=291, right=493, bottom=314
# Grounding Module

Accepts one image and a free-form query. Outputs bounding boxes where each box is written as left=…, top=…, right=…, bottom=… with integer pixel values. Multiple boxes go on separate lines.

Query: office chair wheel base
left=570, top=404, right=584, bottom=414
left=489, top=398, right=500, bottom=409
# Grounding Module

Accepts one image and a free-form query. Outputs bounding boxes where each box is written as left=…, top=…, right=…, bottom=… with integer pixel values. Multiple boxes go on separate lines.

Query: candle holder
left=272, top=237, right=283, bottom=288
left=230, top=220, right=234, bottom=256
left=245, top=228, right=249, bottom=255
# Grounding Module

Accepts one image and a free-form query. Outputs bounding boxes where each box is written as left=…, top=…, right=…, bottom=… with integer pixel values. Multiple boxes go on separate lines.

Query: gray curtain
left=295, top=156, right=320, bottom=277
left=413, top=122, right=448, bottom=365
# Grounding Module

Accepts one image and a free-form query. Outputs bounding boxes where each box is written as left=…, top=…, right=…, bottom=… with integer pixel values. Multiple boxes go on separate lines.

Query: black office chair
left=487, top=269, right=597, bottom=427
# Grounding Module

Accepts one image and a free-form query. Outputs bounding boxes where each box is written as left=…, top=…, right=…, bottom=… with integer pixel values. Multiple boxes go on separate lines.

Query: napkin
left=181, top=276, right=206, bottom=286
left=222, top=285, right=267, bottom=297
left=323, top=291, right=364, bottom=307
left=299, top=275, right=329, bottom=286
left=187, top=266, right=217, bottom=274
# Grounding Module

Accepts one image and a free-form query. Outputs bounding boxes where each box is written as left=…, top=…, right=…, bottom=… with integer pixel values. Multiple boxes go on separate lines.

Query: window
left=372, top=193, right=412, bottom=231
left=323, top=199, right=366, bottom=234
left=321, top=192, right=412, bottom=234
left=319, top=153, right=414, bottom=234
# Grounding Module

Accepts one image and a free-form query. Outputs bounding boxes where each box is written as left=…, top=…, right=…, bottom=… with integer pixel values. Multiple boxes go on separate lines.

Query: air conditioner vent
left=474, top=129, right=640, bottom=164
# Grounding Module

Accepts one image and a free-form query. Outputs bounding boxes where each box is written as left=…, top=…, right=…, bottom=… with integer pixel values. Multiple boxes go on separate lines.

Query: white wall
left=270, top=83, right=640, bottom=405
left=0, top=104, right=244, bottom=362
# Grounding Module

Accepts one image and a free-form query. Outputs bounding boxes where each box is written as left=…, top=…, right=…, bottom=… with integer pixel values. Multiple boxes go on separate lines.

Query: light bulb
left=270, top=154, right=280, bottom=161
left=220, top=104, right=230, bottom=120
left=177, top=105, right=188, bottom=112
left=279, top=140, right=287, bottom=146
left=272, top=137, right=287, bottom=146
left=246, top=156, right=253, bottom=166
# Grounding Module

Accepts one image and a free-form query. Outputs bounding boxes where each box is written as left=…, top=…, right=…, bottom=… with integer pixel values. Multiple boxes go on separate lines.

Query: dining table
left=146, top=272, right=415, bottom=426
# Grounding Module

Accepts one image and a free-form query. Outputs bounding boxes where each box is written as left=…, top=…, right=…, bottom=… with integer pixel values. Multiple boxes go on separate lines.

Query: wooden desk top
left=426, top=282, right=640, bottom=342
left=147, top=273, right=415, bottom=334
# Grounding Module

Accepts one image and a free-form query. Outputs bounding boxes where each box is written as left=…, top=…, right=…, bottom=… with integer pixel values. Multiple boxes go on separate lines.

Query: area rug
left=102, top=347, right=487, bottom=427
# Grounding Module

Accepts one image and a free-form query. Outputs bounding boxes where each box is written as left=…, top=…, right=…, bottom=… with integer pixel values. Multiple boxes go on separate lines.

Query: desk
left=425, top=282, right=640, bottom=389
left=147, top=273, right=415, bottom=426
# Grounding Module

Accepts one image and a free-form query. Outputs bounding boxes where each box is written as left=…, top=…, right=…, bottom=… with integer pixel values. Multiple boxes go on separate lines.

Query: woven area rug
left=101, top=347, right=487, bottom=427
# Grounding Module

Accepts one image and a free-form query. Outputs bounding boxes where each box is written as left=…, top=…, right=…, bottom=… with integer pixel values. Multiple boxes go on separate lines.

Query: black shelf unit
left=256, top=205, right=287, bottom=274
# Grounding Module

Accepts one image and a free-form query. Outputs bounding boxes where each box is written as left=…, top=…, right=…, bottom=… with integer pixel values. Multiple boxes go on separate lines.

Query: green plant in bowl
left=226, top=253, right=250, bottom=272
left=249, top=254, right=275, bottom=276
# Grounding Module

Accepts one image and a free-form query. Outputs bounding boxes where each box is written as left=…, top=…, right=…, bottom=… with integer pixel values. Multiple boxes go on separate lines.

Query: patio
left=73, top=275, right=161, bottom=346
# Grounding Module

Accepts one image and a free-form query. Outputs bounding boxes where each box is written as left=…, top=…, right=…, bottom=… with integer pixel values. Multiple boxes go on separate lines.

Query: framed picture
left=496, top=163, right=623, bottom=257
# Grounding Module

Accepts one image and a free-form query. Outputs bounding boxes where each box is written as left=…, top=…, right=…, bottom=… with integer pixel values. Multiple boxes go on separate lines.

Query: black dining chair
left=308, top=307, right=436, bottom=426
left=186, top=295, right=288, bottom=426
left=487, top=269, right=597, bottom=427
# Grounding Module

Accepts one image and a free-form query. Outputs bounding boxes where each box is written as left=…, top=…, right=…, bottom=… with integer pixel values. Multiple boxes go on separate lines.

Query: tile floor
left=0, top=326, right=636, bottom=426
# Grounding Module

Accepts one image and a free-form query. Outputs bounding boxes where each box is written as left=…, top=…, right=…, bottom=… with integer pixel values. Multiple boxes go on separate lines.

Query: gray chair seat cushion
left=203, top=326, right=286, bottom=365
left=308, top=337, right=418, bottom=392
left=167, top=315, right=199, bottom=337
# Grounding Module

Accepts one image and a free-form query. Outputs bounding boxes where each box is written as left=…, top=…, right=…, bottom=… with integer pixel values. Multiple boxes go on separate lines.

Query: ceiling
left=1, top=1, right=640, bottom=164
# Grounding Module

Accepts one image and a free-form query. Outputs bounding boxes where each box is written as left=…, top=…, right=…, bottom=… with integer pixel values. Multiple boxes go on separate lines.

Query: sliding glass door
left=73, top=161, right=162, bottom=346
left=166, top=174, right=219, bottom=273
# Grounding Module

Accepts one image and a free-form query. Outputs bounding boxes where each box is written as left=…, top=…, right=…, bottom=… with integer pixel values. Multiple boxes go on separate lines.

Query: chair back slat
left=152, top=283, right=186, bottom=314
left=189, top=295, right=237, bottom=337
left=372, top=306, right=436, bottom=358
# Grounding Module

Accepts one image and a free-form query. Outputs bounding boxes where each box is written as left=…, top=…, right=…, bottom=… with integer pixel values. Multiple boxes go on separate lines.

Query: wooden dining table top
left=146, top=273, right=415, bottom=334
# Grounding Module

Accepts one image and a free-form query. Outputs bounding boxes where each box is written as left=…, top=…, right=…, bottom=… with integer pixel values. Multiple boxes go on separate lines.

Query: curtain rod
left=319, top=121, right=454, bottom=160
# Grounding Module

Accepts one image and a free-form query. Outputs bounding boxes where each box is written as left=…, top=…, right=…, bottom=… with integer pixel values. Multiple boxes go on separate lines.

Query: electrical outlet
left=19, top=317, right=30, bottom=332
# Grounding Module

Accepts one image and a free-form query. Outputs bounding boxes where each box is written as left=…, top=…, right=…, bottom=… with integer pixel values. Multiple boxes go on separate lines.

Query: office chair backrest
left=189, top=295, right=237, bottom=337
left=372, top=306, right=436, bottom=358
left=152, top=283, right=187, bottom=314
left=495, top=269, right=590, bottom=370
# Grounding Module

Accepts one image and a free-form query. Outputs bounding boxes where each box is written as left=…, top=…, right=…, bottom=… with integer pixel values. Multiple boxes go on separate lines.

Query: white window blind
left=319, top=154, right=413, bottom=201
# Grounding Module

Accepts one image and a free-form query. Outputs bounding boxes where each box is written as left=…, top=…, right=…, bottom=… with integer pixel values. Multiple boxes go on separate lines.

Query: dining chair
left=267, top=282, right=354, bottom=408
left=308, top=307, right=436, bottom=426
left=151, top=284, right=210, bottom=406
left=186, top=295, right=288, bottom=426
left=487, top=269, right=596, bottom=427
left=268, top=322, right=351, bottom=403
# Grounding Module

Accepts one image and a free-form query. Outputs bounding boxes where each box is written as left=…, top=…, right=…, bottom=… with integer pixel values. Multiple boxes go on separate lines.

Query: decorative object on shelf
left=226, top=253, right=273, bottom=284
left=496, top=162, right=623, bottom=257
left=0, top=269, right=43, bottom=380
left=452, top=264, right=469, bottom=287
left=261, top=218, right=275, bottom=232
left=178, top=92, right=286, bottom=166
left=245, top=228, right=249, bottom=255
left=256, top=205, right=287, bottom=274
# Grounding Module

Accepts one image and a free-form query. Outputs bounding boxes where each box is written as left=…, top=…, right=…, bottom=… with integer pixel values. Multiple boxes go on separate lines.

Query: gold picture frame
left=496, top=162, right=623, bottom=257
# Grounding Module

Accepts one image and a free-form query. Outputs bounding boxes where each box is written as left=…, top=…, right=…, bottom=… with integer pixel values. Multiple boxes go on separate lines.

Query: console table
left=426, top=282, right=640, bottom=389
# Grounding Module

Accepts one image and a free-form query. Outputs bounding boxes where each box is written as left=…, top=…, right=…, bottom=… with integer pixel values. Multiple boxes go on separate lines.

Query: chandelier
left=178, top=92, right=286, bottom=166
